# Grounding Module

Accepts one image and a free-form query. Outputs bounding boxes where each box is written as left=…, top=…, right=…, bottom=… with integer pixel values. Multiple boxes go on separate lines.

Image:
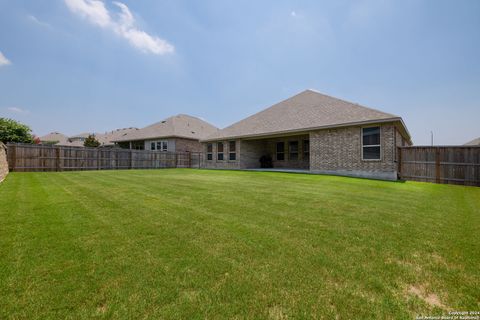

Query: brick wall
left=143, top=138, right=203, bottom=153
left=174, top=138, right=204, bottom=153
left=202, top=140, right=242, bottom=169
left=239, top=140, right=266, bottom=169
left=309, top=123, right=398, bottom=180
left=0, top=142, right=8, bottom=182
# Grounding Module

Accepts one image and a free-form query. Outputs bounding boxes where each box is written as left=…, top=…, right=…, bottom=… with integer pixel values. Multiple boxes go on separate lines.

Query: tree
left=0, top=118, right=34, bottom=144
left=84, top=134, right=100, bottom=148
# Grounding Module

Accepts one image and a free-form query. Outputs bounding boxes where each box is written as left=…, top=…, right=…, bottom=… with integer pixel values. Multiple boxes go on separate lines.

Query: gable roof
left=113, top=114, right=218, bottom=142
left=203, top=89, right=409, bottom=141
left=39, top=132, right=69, bottom=144
left=464, top=137, right=480, bottom=146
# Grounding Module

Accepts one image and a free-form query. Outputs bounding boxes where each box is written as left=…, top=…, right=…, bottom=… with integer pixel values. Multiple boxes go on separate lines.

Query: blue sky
left=0, top=0, right=479, bottom=145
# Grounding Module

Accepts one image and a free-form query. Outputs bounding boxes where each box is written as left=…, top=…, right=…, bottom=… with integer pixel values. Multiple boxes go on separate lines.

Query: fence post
left=55, top=147, right=60, bottom=171
left=129, top=150, right=133, bottom=169
left=435, top=148, right=441, bottom=184
left=11, top=144, right=17, bottom=171
left=397, top=147, right=402, bottom=178
left=97, top=150, right=100, bottom=170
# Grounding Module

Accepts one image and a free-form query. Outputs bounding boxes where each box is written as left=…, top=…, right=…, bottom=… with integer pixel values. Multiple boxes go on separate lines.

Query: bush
left=0, top=118, right=34, bottom=144
left=84, top=134, right=100, bottom=148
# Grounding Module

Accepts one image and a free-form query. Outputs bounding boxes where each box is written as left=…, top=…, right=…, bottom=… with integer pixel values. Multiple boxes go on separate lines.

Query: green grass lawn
left=0, top=169, right=479, bottom=319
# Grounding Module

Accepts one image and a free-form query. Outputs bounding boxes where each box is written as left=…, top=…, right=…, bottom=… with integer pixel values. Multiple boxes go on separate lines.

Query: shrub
left=84, top=134, right=100, bottom=148
left=0, top=118, right=34, bottom=143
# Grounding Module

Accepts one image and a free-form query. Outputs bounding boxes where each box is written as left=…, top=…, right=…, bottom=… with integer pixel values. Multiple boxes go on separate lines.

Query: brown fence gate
left=7, top=143, right=203, bottom=172
left=398, top=146, right=480, bottom=186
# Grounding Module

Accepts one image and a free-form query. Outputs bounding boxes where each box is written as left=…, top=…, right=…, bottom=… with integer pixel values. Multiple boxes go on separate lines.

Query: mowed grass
left=0, top=169, right=479, bottom=319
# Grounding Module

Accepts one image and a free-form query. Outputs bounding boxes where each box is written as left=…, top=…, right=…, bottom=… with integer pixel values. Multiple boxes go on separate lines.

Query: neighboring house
left=68, top=132, right=91, bottom=144
left=464, top=137, right=480, bottom=146
left=201, top=89, right=412, bottom=180
left=39, top=128, right=138, bottom=147
left=39, top=132, right=69, bottom=145
left=96, top=128, right=139, bottom=147
left=112, top=114, right=218, bottom=153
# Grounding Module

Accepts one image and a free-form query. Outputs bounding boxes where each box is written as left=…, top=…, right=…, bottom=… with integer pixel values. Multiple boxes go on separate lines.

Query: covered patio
left=240, top=133, right=310, bottom=171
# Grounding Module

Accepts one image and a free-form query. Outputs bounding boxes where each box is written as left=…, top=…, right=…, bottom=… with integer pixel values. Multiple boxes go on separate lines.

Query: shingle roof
left=39, top=132, right=69, bottom=144
left=57, top=140, right=85, bottom=147
left=464, top=137, right=480, bottom=146
left=95, top=128, right=139, bottom=146
left=113, top=114, right=218, bottom=142
left=204, top=89, right=407, bottom=141
left=69, top=132, right=91, bottom=139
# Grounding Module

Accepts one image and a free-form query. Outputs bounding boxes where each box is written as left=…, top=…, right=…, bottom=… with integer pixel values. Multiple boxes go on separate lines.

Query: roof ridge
left=305, top=89, right=399, bottom=118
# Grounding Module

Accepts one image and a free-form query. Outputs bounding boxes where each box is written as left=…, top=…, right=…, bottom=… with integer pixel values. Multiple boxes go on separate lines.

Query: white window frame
left=361, top=126, right=381, bottom=161
left=152, top=140, right=168, bottom=152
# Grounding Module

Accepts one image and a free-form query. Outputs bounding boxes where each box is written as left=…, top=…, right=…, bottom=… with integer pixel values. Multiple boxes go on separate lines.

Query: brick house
left=201, top=89, right=411, bottom=180
left=113, top=114, right=218, bottom=153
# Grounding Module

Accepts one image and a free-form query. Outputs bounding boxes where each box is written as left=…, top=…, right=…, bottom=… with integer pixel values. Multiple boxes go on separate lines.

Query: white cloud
left=0, top=51, right=11, bottom=66
left=7, top=107, right=30, bottom=115
left=64, top=0, right=110, bottom=27
left=291, top=11, right=297, bottom=17
left=64, top=0, right=174, bottom=55
left=27, top=15, right=52, bottom=28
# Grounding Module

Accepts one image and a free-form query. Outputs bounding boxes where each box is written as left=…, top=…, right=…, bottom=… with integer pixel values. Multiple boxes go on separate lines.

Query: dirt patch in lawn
left=407, top=285, right=448, bottom=310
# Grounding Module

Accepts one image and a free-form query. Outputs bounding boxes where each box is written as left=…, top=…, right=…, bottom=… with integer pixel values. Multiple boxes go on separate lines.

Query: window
left=289, top=141, right=298, bottom=160
left=362, top=127, right=381, bottom=160
left=303, top=140, right=310, bottom=160
left=217, top=142, right=224, bottom=161
left=229, top=141, right=236, bottom=160
left=151, top=141, right=168, bottom=151
left=207, top=143, right=213, bottom=161
left=276, top=142, right=285, bottom=161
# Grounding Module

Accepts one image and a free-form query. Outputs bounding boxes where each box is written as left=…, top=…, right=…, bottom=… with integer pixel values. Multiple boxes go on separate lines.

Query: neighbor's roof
left=203, top=89, right=410, bottom=141
left=69, top=132, right=91, bottom=139
left=464, top=137, right=480, bottom=146
left=96, top=127, right=139, bottom=146
left=57, top=140, right=85, bottom=147
left=113, top=114, right=218, bottom=142
left=39, top=132, right=69, bottom=144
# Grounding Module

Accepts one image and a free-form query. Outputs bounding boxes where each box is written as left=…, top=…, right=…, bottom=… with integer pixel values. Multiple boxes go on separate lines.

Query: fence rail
left=7, top=143, right=203, bottom=172
left=398, top=146, right=480, bottom=186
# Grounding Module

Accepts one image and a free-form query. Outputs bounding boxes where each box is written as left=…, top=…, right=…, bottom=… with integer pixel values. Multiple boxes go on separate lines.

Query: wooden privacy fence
left=7, top=143, right=203, bottom=172
left=398, top=146, right=480, bottom=186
